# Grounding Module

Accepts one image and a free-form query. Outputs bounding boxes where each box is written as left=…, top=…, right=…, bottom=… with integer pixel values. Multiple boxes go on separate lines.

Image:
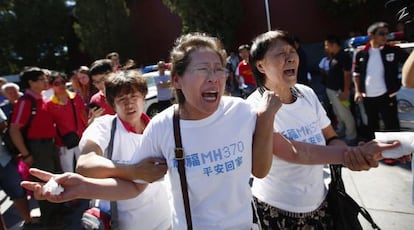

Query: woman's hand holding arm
left=252, top=91, right=282, bottom=178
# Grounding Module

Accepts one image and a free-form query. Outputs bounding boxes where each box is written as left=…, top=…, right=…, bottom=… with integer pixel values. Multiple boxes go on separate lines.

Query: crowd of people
left=0, top=51, right=145, bottom=229
left=0, top=20, right=413, bottom=230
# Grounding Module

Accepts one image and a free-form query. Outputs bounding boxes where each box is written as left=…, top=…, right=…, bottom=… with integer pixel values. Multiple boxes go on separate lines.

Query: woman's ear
left=256, top=61, right=265, bottom=74
left=172, top=74, right=181, bottom=89
left=27, top=80, right=34, bottom=88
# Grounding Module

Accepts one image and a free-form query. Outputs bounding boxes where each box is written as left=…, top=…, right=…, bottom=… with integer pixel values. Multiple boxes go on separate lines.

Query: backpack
left=2, top=95, right=37, bottom=156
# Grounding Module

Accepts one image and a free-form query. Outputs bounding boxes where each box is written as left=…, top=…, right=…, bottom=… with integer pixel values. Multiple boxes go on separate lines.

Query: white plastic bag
left=375, top=132, right=414, bottom=158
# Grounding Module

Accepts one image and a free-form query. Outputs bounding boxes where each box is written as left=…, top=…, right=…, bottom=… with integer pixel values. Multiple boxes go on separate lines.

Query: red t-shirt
left=237, top=61, right=256, bottom=86
left=11, top=90, right=56, bottom=139
left=89, top=91, right=115, bottom=116
left=46, top=92, right=87, bottom=146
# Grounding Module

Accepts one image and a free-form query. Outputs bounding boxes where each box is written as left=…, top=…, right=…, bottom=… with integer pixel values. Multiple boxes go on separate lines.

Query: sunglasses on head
left=376, top=31, right=388, bottom=36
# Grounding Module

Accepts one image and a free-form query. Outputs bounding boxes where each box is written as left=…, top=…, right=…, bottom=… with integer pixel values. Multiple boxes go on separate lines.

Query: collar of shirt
left=25, top=89, right=41, bottom=99
left=50, top=90, right=76, bottom=105
left=118, top=113, right=150, bottom=134
left=119, top=117, right=137, bottom=133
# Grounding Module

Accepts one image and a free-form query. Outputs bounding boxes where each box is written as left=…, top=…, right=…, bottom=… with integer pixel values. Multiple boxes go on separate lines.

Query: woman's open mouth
left=284, top=69, right=296, bottom=76
left=202, top=90, right=219, bottom=101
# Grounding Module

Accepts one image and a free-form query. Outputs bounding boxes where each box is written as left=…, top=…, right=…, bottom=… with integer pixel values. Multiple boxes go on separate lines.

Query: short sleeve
left=78, top=115, right=112, bottom=152
left=10, top=97, right=32, bottom=127
left=353, top=52, right=361, bottom=75
left=0, top=108, right=6, bottom=122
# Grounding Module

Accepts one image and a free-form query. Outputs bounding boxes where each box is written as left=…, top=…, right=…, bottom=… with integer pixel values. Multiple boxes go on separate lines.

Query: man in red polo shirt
left=236, top=44, right=256, bottom=97
left=9, top=67, right=67, bottom=228
left=88, top=59, right=116, bottom=123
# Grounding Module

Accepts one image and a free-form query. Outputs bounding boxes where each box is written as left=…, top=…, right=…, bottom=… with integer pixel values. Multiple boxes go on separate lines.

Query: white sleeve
left=235, top=65, right=240, bottom=76
left=130, top=120, right=163, bottom=164
left=130, top=119, right=166, bottom=184
left=78, top=115, right=113, bottom=152
left=318, top=58, right=325, bottom=69
left=0, top=108, right=6, bottom=122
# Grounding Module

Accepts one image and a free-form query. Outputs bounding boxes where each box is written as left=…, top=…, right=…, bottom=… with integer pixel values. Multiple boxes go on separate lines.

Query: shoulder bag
left=59, top=98, right=80, bottom=149
left=327, top=164, right=380, bottom=230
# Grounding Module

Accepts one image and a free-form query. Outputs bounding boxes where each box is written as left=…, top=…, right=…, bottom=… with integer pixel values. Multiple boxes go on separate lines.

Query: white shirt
left=412, top=159, right=414, bottom=205
left=247, top=84, right=331, bottom=213
left=132, top=97, right=257, bottom=230
left=41, top=88, right=54, bottom=101
left=79, top=115, right=171, bottom=230
left=365, top=48, right=387, bottom=97
left=319, top=57, right=330, bottom=72
left=154, top=74, right=173, bottom=101
left=0, top=109, right=11, bottom=167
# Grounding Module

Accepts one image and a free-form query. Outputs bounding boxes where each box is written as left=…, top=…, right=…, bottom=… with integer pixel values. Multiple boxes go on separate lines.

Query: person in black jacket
left=353, top=22, right=409, bottom=163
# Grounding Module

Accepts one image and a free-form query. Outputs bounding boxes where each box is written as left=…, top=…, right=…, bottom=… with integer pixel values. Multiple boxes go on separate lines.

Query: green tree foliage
left=0, top=0, right=71, bottom=74
left=162, top=0, right=243, bottom=49
left=0, top=1, right=17, bottom=74
left=73, top=0, right=135, bottom=61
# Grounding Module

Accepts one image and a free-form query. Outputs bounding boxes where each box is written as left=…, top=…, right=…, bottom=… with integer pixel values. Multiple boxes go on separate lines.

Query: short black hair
left=325, top=35, right=342, bottom=46
left=250, top=30, right=296, bottom=87
left=20, top=67, right=45, bottom=89
left=48, top=71, right=67, bottom=84
left=89, top=59, right=113, bottom=77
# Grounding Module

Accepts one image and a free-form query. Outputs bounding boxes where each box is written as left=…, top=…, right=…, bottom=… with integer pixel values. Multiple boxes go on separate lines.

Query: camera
left=386, top=0, right=414, bottom=41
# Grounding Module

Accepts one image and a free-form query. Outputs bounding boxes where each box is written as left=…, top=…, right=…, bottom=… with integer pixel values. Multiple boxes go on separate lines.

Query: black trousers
left=363, top=93, right=400, bottom=139
left=28, top=138, right=66, bottom=228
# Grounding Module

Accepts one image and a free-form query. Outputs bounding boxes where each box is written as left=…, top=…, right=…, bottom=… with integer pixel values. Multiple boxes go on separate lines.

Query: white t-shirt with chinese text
left=132, top=96, right=257, bottom=230
left=247, top=84, right=331, bottom=213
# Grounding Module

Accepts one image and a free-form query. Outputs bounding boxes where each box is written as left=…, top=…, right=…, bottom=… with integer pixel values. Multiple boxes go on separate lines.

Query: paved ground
left=342, top=160, right=414, bottom=230
left=1, top=160, right=413, bottom=229
left=1, top=195, right=89, bottom=230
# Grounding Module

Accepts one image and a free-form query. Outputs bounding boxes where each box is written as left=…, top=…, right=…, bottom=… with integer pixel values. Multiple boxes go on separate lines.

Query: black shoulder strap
left=106, top=117, right=117, bottom=159
left=69, top=98, right=78, bottom=130
left=21, top=94, right=37, bottom=133
left=107, top=116, right=119, bottom=229
left=173, top=105, right=193, bottom=230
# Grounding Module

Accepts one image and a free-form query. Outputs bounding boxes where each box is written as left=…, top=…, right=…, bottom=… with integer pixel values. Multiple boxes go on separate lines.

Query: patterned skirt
left=253, top=196, right=334, bottom=230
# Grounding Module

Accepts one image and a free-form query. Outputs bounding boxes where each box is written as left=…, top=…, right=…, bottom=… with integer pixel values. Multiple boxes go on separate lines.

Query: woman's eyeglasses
left=376, top=31, right=389, bottom=37
left=188, top=67, right=229, bottom=79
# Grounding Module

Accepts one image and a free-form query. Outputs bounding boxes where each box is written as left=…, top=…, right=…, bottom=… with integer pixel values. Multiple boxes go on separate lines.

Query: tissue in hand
left=42, top=178, right=64, bottom=195
left=375, top=132, right=414, bottom=158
